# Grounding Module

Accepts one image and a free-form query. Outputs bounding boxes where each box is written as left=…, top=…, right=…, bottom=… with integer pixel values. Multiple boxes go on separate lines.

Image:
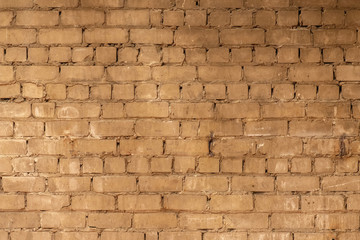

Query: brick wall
left=0, top=0, right=359, bottom=239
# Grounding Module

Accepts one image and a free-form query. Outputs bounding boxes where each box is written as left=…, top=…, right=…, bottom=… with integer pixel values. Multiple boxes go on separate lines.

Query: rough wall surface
left=0, top=0, right=360, bottom=239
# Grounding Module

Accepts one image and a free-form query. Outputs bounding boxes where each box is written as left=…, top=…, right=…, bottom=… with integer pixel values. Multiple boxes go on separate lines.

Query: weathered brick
left=216, top=103, right=259, bottom=119
left=0, top=213, right=39, bottom=228
left=120, top=139, right=163, bottom=155
left=180, top=214, right=222, bottom=229
left=336, top=66, right=360, bottom=81
left=56, top=103, right=101, bottom=118
left=41, top=212, right=85, bottom=228
left=184, top=176, right=228, bottom=192
left=39, top=28, right=82, bottom=45
left=126, top=102, right=168, bottom=118
left=198, top=66, right=242, bottom=81
left=205, top=232, right=247, bottom=240
left=48, top=177, right=90, bottom=192
left=88, top=213, right=131, bottom=228
left=16, top=11, right=59, bottom=26
left=289, top=65, right=333, bottom=82
left=11, top=232, right=51, bottom=240
left=314, top=29, right=356, bottom=45
left=133, top=213, right=177, bottom=228
left=46, top=120, right=88, bottom=137
left=323, top=176, right=360, bottom=191
left=160, top=232, right=202, bottom=240
left=55, top=232, right=97, bottom=240
left=244, top=66, right=286, bottom=81
left=0, top=29, right=36, bottom=45
left=166, top=140, right=208, bottom=156
left=255, top=195, right=299, bottom=212
left=293, top=0, right=336, bottom=7
left=175, top=29, right=218, bottom=47
left=60, top=66, right=104, bottom=82
left=131, top=29, right=173, bottom=44
left=0, top=195, right=24, bottom=210
left=277, top=176, right=319, bottom=191
left=84, top=28, right=128, bottom=43
left=17, top=66, right=58, bottom=82
left=266, top=29, right=311, bottom=45
left=27, top=194, right=69, bottom=210
left=139, top=176, right=182, bottom=192
left=210, top=195, right=253, bottom=211
left=108, top=66, right=151, bottom=82
left=289, top=120, right=332, bottom=137
left=221, top=29, right=264, bottom=45
left=164, top=195, right=207, bottom=211
left=225, top=213, right=268, bottom=229
left=271, top=213, right=314, bottom=229
left=135, top=119, right=179, bottom=136
left=3, top=177, right=45, bottom=192
left=302, top=195, right=344, bottom=211
left=107, top=10, right=149, bottom=26
left=118, top=195, right=161, bottom=211
left=90, top=120, right=134, bottom=137
left=35, top=0, right=78, bottom=7
left=245, top=121, right=287, bottom=136
left=170, top=103, right=213, bottom=119
left=317, top=213, right=359, bottom=230
left=245, top=0, right=289, bottom=7
left=62, top=10, right=104, bottom=26
left=199, top=120, right=243, bottom=137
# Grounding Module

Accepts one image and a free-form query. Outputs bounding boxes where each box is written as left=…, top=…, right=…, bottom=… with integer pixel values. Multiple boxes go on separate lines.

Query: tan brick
left=108, top=66, right=150, bottom=82
left=245, top=121, right=287, bottom=136
left=184, top=176, right=228, bottom=192
left=133, top=213, right=177, bottom=228
left=258, top=137, right=302, bottom=157
left=301, top=195, right=344, bottom=211
left=164, top=195, right=207, bottom=211
left=289, top=65, right=333, bottom=82
left=347, top=195, right=360, bottom=210
left=160, top=232, right=202, bottom=240
left=32, top=103, right=55, bottom=118
left=232, top=176, right=274, bottom=192
left=307, top=102, right=350, bottom=118
left=0, top=29, right=36, bottom=45
left=3, top=177, right=45, bottom=192
left=0, top=195, right=24, bottom=210
left=244, top=158, right=265, bottom=173
left=48, top=177, right=90, bottom=192
left=41, top=212, right=85, bottom=228
left=118, top=195, right=161, bottom=211
left=221, top=29, right=264, bottom=45
left=93, top=176, right=136, bottom=192
left=244, top=66, right=287, bottom=81
left=314, top=29, right=356, bottom=45
left=249, top=233, right=291, bottom=240
left=165, top=139, right=207, bottom=156
left=199, top=120, right=242, bottom=137
left=256, top=195, right=299, bottom=212
left=317, top=213, right=359, bottom=230
left=170, top=103, right=213, bottom=119
left=12, top=157, right=34, bottom=173
left=0, top=140, right=26, bottom=155
left=210, top=195, right=253, bottom=211
left=16, top=11, right=58, bottom=26
left=294, top=233, right=336, bottom=240
left=0, top=12, right=12, bottom=26
left=90, top=120, right=133, bottom=137
left=139, top=176, right=182, bottom=192
left=323, top=176, right=360, bottom=191
left=72, top=194, right=115, bottom=210
left=0, top=121, right=13, bottom=136
left=5, top=47, right=26, bottom=62
left=305, top=139, right=345, bottom=155
left=11, top=232, right=52, bottom=240
left=293, top=0, right=336, bottom=7
left=55, top=232, right=97, bottom=240
left=81, top=0, right=123, bottom=7
left=216, top=103, right=259, bottom=119
left=39, top=28, right=82, bottom=45
left=135, top=119, right=178, bottom=137
left=271, top=213, right=314, bottom=229
left=16, top=66, right=58, bottom=82
left=27, top=194, right=69, bottom=210
left=277, top=176, right=319, bottom=191
left=88, top=213, right=131, bottom=229
left=0, top=83, right=20, bottom=99
left=131, top=29, right=173, bottom=44
left=102, top=232, right=144, bottom=240
left=35, top=0, right=78, bottom=7
left=84, top=28, right=128, bottom=43
left=266, top=29, right=311, bottom=45
left=36, top=157, right=58, bottom=173
left=289, top=120, right=332, bottom=137
left=175, top=29, right=218, bottom=47
left=56, top=103, right=100, bottom=118
left=245, top=0, right=289, bottom=7
left=153, top=66, right=196, bottom=82
left=180, top=214, right=222, bottom=230
left=46, top=120, right=88, bottom=137
left=126, top=0, right=173, bottom=8
left=107, top=10, right=149, bottom=26
left=205, top=232, right=247, bottom=240
left=262, top=102, right=305, bottom=118
left=336, top=65, right=360, bottom=81
left=120, top=139, right=163, bottom=155
left=62, top=10, right=104, bottom=26
left=15, top=122, right=43, bottom=138
left=225, top=213, right=268, bottom=229
left=198, top=66, right=241, bottom=81
left=212, top=139, right=254, bottom=157
left=28, top=138, right=71, bottom=155
left=61, top=66, right=104, bottom=82
left=126, top=102, right=168, bottom=118
left=0, top=213, right=39, bottom=228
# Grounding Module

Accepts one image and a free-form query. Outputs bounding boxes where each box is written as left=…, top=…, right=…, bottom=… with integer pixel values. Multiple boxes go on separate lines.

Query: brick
left=46, top=121, right=88, bottom=137
left=198, top=66, right=242, bottom=81
left=171, top=103, right=214, bottom=119
left=0, top=12, right=12, bottom=26
left=27, top=194, right=69, bottom=210
left=102, top=232, right=144, bottom=240
left=209, top=11, right=230, bottom=27
left=255, top=195, right=299, bottom=212
left=12, top=157, right=34, bottom=173
left=212, top=139, right=255, bottom=157
left=48, top=177, right=90, bottom=192
left=126, top=0, right=173, bottom=8
left=72, top=194, right=115, bottom=210
left=337, top=66, right=360, bottom=81
left=88, top=213, right=131, bottom=229
left=35, top=0, right=78, bottom=7
left=302, top=195, right=344, bottom=211
left=245, top=0, right=289, bottom=7
left=32, top=103, right=55, bottom=118
left=60, top=66, right=104, bottom=82
left=56, top=103, right=101, bottom=118
left=93, top=176, right=136, bottom=192
left=108, top=66, right=151, bottom=81
left=175, top=29, right=218, bottom=47
left=250, top=84, right=271, bottom=99
left=294, top=233, right=336, bottom=240
left=262, top=102, right=305, bottom=118
left=307, top=102, right=350, bottom=118
left=11, top=232, right=51, bottom=240
left=160, top=232, right=202, bottom=240
left=0, top=213, right=39, bottom=228
left=293, top=0, right=336, bottom=7
left=73, top=139, right=116, bottom=154
left=153, top=66, right=196, bottom=82
left=314, top=29, right=356, bottom=45
left=180, top=214, right=222, bottom=230
left=62, top=10, right=104, bottom=26
left=41, top=212, right=85, bottom=228
left=323, top=176, right=360, bottom=191
left=120, top=139, right=162, bottom=155
left=118, top=195, right=161, bottom=211
left=90, top=120, right=133, bottom=137
left=166, top=140, right=208, bottom=156
left=164, top=195, right=207, bottom=211
left=15, top=121, right=43, bottom=137
left=271, top=213, right=314, bottom=229
left=249, top=233, right=291, bottom=240
left=347, top=195, right=360, bottom=210
left=221, top=29, right=264, bottom=45
left=107, top=10, right=149, bottom=26
left=0, top=139, right=26, bottom=155
left=185, top=10, right=206, bottom=26
left=0, top=103, right=31, bottom=118
left=0, top=195, right=24, bottom=210
left=3, top=177, right=45, bottom=192
left=266, top=29, right=311, bottom=45
left=305, top=139, right=345, bottom=155
left=225, top=213, right=268, bottom=229
left=205, top=232, right=247, bottom=240
left=131, top=29, right=173, bottom=44
left=22, top=83, right=43, bottom=99
left=210, top=195, right=253, bottom=211
left=139, top=176, right=182, bottom=192
left=81, top=0, right=123, bottom=7
left=0, top=121, right=12, bottom=137
left=317, top=213, right=359, bottom=230
left=39, top=28, right=82, bottom=45
left=16, top=11, right=58, bottom=26
left=5, top=47, right=26, bottom=62
left=289, top=120, right=332, bottom=137
left=216, top=103, right=259, bottom=119
left=133, top=213, right=177, bottom=228
left=84, top=28, right=128, bottom=43
left=199, top=120, right=243, bottom=137
left=245, top=121, right=287, bottom=136
left=232, top=176, right=274, bottom=192
left=66, top=85, right=89, bottom=100
left=277, top=176, right=319, bottom=191
left=0, top=29, right=36, bottom=45
left=244, top=66, right=286, bottom=81
left=184, top=176, right=228, bottom=192
left=135, top=119, right=179, bottom=136
left=55, top=232, right=97, bottom=240
left=289, top=65, right=333, bottom=82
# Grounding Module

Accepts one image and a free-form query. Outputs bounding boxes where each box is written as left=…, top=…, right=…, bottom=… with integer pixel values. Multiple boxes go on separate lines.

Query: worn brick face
left=0, top=0, right=357, bottom=237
